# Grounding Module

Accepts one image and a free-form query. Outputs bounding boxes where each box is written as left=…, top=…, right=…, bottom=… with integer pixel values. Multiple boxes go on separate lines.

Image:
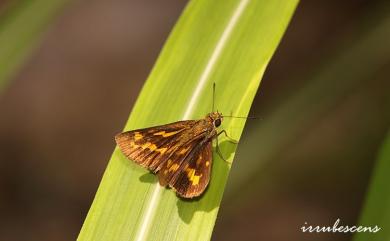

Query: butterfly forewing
left=115, top=120, right=197, bottom=171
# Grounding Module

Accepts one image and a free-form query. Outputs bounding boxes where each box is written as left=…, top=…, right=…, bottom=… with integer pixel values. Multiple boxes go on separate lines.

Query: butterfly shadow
left=176, top=139, right=236, bottom=224
left=139, top=172, right=158, bottom=184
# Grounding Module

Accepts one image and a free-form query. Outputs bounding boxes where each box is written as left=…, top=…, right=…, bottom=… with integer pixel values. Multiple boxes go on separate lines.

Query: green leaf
left=353, top=130, right=390, bottom=241
left=78, top=0, right=298, bottom=240
left=0, top=0, right=68, bottom=91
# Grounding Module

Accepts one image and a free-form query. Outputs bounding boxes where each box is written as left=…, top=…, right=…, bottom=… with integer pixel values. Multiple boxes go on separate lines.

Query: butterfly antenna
left=212, top=82, right=216, bottom=112
left=223, top=115, right=258, bottom=119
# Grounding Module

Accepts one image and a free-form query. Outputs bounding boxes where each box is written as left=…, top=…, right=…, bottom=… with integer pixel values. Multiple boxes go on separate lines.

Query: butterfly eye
left=214, top=118, right=221, bottom=127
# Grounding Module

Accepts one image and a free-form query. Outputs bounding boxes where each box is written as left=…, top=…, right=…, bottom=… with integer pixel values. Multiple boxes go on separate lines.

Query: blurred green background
left=0, top=0, right=389, bottom=241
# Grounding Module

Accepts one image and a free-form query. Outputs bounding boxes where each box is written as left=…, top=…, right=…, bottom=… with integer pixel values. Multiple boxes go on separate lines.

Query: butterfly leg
left=217, top=130, right=238, bottom=144
left=215, top=137, right=231, bottom=163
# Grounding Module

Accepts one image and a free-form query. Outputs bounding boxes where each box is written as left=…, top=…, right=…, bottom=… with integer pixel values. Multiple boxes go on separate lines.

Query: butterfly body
left=115, top=112, right=223, bottom=198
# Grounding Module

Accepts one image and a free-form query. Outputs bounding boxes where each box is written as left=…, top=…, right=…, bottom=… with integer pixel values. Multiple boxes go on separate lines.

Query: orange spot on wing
left=153, top=130, right=180, bottom=137
left=157, top=147, right=167, bottom=154
left=196, top=156, right=202, bottom=166
left=179, top=146, right=190, bottom=155
left=134, top=132, right=143, bottom=140
left=141, top=143, right=157, bottom=151
left=169, top=163, right=179, bottom=172
left=167, top=159, right=173, bottom=167
left=186, top=168, right=202, bottom=185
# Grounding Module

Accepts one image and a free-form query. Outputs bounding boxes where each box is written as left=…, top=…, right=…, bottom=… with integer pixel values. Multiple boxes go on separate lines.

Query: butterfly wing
left=158, top=140, right=212, bottom=198
left=115, top=120, right=197, bottom=172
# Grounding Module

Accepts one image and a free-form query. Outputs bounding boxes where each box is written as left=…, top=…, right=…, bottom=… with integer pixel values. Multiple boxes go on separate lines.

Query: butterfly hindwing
left=115, top=120, right=197, bottom=171
left=156, top=139, right=199, bottom=186
left=158, top=140, right=212, bottom=198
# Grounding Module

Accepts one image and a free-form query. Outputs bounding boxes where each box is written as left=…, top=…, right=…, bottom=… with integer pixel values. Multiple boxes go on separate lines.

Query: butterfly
left=115, top=84, right=244, bottom=198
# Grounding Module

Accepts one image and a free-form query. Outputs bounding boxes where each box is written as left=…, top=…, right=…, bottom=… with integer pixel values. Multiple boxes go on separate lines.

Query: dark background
left=0, top=0, right=389, bottom=240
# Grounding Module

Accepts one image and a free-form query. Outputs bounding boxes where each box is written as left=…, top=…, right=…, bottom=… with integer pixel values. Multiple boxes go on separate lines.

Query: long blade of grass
left=0, top=0, right=68, bottom=91
left=353, top=130, right=390, bottom=241
left=78, top=0, right=298, bottom=240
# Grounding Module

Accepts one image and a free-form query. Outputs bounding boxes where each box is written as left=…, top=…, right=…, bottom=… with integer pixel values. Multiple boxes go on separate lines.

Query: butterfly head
left=207, top=112, right=223, bottom=128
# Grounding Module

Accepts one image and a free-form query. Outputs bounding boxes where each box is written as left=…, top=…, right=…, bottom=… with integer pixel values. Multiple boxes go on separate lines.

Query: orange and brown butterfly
left=115, top=111, right=235, bottom=199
